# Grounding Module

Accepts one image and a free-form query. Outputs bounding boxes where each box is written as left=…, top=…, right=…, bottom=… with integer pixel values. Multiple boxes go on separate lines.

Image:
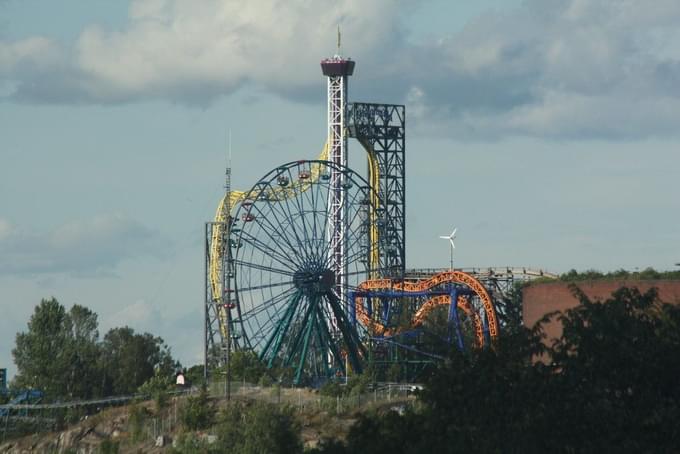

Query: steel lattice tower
left=321, top=53, right=355, bottom=315
left=204, top=165, right=235, bottom=379
left=348, top=103, right=406, bottom=278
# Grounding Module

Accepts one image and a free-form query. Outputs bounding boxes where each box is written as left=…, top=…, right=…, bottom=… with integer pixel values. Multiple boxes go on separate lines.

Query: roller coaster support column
left=448, top=288, right=465, bottom=351
left=321, top=53, right=355, bottom=324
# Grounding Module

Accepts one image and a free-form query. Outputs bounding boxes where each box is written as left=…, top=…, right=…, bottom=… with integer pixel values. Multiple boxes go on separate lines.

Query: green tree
left=545, top=286, right=680, bottom=451
left=100, top=327, right=175, bottom=395
left=184, top=364, right=205, bottom=387
left=317, top=286, right=680, bottom=453
left=63, top=305, right=101, bottom=398
left=214, top=401, right=302, bottom=454
left=227, top=350, right=267, bottom=383
left=138, top=367, right=173, bottom=412
left=13, top=298, right=74, bottom=397
left=180, top=386, right=214, bottom=431
left=494, top=282, right=525, bottom=335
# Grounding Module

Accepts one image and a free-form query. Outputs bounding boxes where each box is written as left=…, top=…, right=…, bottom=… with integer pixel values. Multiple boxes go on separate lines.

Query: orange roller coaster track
left=353, top=270, right=499, bottom=347
left=411, top=295, right=485, bottom=348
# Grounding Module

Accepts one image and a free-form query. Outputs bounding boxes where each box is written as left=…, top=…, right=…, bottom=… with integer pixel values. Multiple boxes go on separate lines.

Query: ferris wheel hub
left=293, top=267, right=335, bottom=296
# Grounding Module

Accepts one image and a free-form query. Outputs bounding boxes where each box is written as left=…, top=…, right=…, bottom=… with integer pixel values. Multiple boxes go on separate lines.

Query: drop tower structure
left=321, top=46, right=355, bottom=316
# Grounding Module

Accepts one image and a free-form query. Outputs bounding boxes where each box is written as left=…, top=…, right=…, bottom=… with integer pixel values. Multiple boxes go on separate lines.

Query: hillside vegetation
left=4, top=283, right=680, bottom=452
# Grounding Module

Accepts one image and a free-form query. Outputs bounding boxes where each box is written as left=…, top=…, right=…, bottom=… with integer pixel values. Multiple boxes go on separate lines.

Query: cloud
left=399, top=0, right=680, bottom=139
left=0, top=214, right=169, bottom=276
left=2, top=0, right=680, bottom=138
left=106, top=299, right=161, bottom=328
left=1, top=0, right=406, bottom=106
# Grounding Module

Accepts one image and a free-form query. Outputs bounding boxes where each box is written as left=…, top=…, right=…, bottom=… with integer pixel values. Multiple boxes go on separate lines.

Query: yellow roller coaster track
left=209, top=142, right=382, bottom=342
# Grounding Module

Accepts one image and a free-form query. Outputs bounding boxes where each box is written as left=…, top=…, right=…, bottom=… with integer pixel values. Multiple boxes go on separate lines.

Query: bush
left=319, top=380, right=345, bottom=397
left=98, top=439, right=119, bottom=454
left=228, top=351, right=267, bottom=383
left=138, top=369, right=173, bottom=412
left=128, top=403, right=149, bottom=442
left=169, top=432, right=213, bottom=454
left=180, top=386, right=214, bottom=431
left=258, top=373, right=274, bottom=387
left=214, top=401, right=302, bottom=454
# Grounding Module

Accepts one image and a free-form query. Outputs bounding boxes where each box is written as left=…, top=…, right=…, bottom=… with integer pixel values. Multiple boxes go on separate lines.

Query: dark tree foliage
left=12, top=298, right=98, bottom=398
left=180, top=385, right=214, bottom=431
left=64, top=305, right=101, bottom=398
left=12, top=298, right=177, bottom=400
left=227, top=350, right=268, bottom=383
left=559, top=267, right=680, bottom=282
left=214, top=401, right=302, bottom=454
left=100, top=326, right=175, bottom=396
left=184, top=364, right=204, bottom=386
left=494, top=282, right=525, bottom=335
left=547, top=286, right=680, bottom=451
left=314, top=286, right=680, bottom=453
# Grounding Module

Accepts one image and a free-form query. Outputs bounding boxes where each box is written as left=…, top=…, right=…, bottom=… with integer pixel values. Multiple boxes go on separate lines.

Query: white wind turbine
left=439, top=228, right=457, bottom=270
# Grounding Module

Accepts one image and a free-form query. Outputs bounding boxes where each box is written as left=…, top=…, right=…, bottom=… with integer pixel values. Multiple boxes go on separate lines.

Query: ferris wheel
left=229, top=160, right=382, bottom=385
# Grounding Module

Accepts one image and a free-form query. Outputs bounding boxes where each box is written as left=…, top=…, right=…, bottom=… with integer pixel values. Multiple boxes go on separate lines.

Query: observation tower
left=321, top=39, right=355, bottom=317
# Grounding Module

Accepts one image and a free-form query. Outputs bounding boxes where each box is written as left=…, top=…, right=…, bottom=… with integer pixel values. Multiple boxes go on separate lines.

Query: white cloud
left=2, top=0, right=680, bottom=138
left=0, top=214, right=169, bottom=276
left=106, top=299, right=160, bottom=328
left=2, top=0, right=406, bottom=105
left=403, top=0, right=680, bottom=139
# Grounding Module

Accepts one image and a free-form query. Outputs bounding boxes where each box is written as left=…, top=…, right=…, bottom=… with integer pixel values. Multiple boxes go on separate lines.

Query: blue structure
left=0, top=389, right=44, bottom=417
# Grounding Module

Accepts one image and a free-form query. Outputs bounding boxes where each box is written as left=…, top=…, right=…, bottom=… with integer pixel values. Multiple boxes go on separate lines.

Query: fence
left=211, top=381, right=414, bottom=412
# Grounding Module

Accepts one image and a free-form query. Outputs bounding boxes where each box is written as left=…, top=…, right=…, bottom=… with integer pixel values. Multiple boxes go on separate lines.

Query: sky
left=1, top=0, right=679, bottom=379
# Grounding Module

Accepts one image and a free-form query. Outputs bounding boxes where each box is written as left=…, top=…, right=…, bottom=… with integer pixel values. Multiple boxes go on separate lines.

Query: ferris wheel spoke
left=314, top=182, right=333, bottom=264
left=292, top=177, right=328, bottom=263
left=245, top=179, right=311, bottom=266
left=264, top=165, right=313, bottom=262
left=300, top=177, right=326, bottom=263
left=282, top=295, right=317, bottom=370
left=286, top=176, right=314, bottom=258
left=236, top=279, right=295, bottom=293
left=233, top=259, right=295, bottom=277
left=293, top=297, right=318, bottom=383
left=319, top=187, right=367, bottom=269
left=339, top=189, right=370, bottom=263
left=324, top=292, right=365, bottom=373
left=252, top=198, right=308, bottom=263
left=244, top=205, right=306, bottom=268
left=341, top=246, right=372, bottom=271
left=277, top=181, right=317, bottom=264
left=307, top=170, right=334, bottom=264
left=238, top=229, right=301, bottom=271
left=260, top=290, right=303, bottom=366
left=239, top=286, right=298, bottom=323
left=313, top=305, right=343, bottom=373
